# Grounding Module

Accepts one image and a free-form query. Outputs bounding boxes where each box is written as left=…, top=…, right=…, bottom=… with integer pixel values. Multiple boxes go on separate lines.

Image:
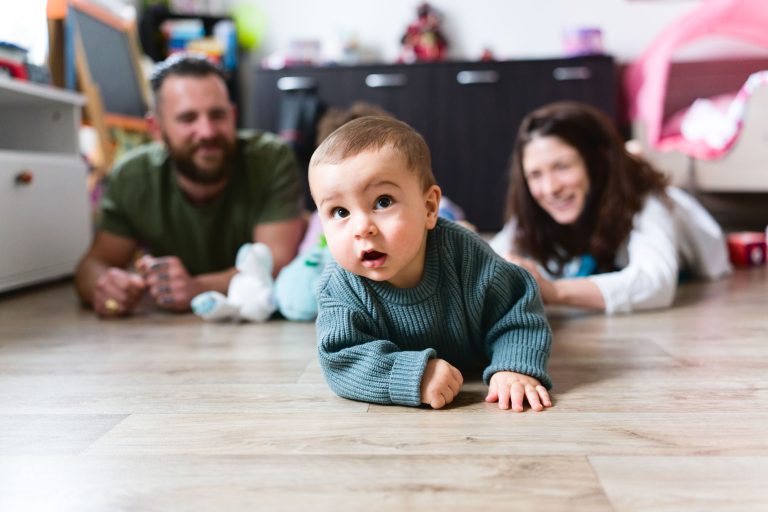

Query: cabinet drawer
left=0, top=152, right=91, bottom=292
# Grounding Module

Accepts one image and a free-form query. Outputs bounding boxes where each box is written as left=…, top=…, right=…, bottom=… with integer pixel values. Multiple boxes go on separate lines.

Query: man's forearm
left=74, top=256, right=109, bottom=306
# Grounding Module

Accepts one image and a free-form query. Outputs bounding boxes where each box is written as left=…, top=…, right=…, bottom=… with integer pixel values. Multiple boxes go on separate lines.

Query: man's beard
left=165, top=135, right=236, bottom=185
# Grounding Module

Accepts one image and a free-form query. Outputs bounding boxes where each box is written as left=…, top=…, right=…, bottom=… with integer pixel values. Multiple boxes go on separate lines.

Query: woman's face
left=521, top=135, right=590, bottom=225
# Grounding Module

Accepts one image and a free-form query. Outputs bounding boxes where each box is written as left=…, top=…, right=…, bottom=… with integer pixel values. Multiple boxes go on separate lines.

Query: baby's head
left=308, top=116, right=441, bottom=288
left=310, top=115, right=436, bottom=192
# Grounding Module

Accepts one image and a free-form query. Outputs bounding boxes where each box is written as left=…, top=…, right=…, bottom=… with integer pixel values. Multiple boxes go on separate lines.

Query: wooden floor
left=1, top=268, right=767, bottom=512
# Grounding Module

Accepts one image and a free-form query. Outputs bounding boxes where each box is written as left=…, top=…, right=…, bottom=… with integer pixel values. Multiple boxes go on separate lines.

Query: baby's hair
left=310, top=116, right=436, bottom=191
left=315, top=102, right=393, bottom=146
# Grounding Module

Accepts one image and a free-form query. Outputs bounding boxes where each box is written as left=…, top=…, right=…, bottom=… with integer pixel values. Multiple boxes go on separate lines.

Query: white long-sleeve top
left=489, top=187, right=732, bottom=314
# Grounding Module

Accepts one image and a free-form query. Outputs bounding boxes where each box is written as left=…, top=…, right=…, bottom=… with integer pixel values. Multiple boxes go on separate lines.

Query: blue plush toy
left=191, top=242, right=276, bottom=322
left=274, top=236, right=332, bottom=321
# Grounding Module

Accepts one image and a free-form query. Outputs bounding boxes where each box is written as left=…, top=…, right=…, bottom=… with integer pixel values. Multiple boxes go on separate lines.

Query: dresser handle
left=365, top=73, right=407, bottom=88
left=15, top=170, right=34, bottom=185
left=277, top=77, right=318, bottom=91
left=456, top=70, right=499, bottom=85
left=552, top=66, right=592, bottom=81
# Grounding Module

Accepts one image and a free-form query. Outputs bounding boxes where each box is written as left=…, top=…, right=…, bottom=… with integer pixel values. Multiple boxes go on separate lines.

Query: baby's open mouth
left=362, top=250, right=385, bottom=261
left=361, top=250, right=387, bottom=268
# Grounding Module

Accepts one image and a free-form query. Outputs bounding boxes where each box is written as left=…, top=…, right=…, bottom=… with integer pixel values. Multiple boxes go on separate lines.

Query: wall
left=231, top=0, right=702, bottom=64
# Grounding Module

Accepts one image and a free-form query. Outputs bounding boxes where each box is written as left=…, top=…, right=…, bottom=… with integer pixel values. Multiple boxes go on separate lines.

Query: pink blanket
left=625, top=0, right=768, bottom=159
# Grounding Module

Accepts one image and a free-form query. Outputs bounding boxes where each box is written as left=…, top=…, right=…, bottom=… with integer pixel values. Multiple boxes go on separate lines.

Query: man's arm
left=254, top=217, right=305, bottom=277
left=74, top=231, right=146, bottom=315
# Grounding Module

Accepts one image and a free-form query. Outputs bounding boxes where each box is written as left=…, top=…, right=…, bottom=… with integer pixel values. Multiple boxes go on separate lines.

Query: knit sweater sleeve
left=481, top=261, right=553, bottom=388
left=315, top=273, right=436, bottom=407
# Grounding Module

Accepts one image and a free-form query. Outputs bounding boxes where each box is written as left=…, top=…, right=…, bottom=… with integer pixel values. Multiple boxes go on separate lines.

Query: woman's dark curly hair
left=505, top=101, right=669, bottom=276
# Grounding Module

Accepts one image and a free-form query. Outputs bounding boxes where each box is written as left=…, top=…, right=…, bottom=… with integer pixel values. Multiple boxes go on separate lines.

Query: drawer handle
left=552, top=66, right=592, bottom=81
left=456, top=70, right=499, bottom=85
left=277, top=77, right=318, bottom=91
left=15, top=170, right=34, bottom=185
left=365, top=73, right=407, bottom=88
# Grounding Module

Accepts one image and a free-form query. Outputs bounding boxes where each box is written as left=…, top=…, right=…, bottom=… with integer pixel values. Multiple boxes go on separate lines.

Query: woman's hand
left=505, top=254, right=556, bottom=304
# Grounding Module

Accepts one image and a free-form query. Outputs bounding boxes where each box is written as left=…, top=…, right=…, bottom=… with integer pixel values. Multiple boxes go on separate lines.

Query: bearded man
left=75, top=54, right=304, bottom=317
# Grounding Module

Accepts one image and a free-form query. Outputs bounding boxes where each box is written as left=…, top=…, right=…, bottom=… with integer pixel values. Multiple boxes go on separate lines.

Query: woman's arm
left=505, top=195, right=680, bottom=314
left=508, top=258, right=606, bottom=310
left=588, top=195, right=680, bottom=314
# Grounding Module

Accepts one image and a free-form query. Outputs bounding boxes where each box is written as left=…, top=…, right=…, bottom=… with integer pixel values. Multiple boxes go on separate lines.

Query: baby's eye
left=331, top=207, right=349, bottom=219
left=374, top=195, right=393, bottom=209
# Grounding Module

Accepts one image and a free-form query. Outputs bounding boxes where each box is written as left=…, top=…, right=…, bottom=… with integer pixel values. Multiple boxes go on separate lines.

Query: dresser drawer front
left=0, top=153, right=91, bottom=291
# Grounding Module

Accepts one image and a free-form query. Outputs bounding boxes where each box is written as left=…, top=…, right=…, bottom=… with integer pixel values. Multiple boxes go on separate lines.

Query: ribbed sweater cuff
left=388, top=349, right=436, bottom=406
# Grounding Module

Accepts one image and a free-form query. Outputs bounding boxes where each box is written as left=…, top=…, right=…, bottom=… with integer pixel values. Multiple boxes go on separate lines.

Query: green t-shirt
left=99, top=131, right=302, bottom=275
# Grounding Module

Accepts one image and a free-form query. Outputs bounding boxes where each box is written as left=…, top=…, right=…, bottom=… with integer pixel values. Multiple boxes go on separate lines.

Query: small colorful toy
left=727, top=232, right=766, bottom=266
left=398, top=3, right=448, bottom=63
left=191, top=242, right=276, bottom=322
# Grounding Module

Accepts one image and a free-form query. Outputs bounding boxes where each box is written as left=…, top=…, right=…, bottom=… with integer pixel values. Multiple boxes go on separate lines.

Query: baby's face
left=309, top=147, right=440, bottom=288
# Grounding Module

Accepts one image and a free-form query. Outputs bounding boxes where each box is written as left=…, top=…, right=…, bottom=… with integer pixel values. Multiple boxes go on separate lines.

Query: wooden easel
left=48, top=0, right=151, bottom=182
left=74, top=30, right=114, bottom=180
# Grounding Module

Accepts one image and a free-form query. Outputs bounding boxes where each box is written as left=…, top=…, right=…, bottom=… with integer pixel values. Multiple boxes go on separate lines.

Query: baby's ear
left=424, top=185, right=442, bottom=228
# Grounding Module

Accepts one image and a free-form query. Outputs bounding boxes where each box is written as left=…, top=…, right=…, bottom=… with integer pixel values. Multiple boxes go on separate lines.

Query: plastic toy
left=191, top=242, right=276, bottom=322
left=727, top=232, right=766, bottom=266
left=399, top=3, right=448, bottom=63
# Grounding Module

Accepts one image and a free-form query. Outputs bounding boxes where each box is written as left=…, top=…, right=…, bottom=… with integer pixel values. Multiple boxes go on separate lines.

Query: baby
left=309, top=116, right=553, bottom=411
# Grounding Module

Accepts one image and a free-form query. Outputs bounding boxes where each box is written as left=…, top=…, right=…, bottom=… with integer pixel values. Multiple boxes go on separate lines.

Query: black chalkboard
left=70, top=2, right=147, bottom=119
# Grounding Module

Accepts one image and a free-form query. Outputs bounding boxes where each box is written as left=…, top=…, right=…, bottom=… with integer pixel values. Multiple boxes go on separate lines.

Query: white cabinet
left=0, top=78, right=91, bottom=292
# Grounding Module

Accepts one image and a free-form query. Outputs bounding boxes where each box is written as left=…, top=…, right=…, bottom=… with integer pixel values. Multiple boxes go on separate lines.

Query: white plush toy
left=191, top=242, right=276, bottom=322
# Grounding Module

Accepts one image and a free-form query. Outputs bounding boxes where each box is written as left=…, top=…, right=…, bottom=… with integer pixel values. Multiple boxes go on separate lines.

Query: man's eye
left=331, top=207, right=349, bottom=219
left=375, top=196, right=393, bottom=209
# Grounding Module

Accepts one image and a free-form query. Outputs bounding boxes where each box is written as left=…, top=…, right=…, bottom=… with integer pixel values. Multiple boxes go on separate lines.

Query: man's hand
left=420, top=359, right=463, bottom=409
left=486, top=371, right=552, bottom=412
left=93, top=268, right=146, bottom=317
left=136, top=255, right=201, bottom=311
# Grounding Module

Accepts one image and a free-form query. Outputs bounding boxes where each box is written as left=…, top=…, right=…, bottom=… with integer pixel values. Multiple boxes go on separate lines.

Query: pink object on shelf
left=562, top=28, right=603, bottom=57
left=625, top=0, right=768, bottom=159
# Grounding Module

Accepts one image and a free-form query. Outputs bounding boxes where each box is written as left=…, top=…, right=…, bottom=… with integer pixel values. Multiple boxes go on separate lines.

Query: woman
left=490, top=102, right=731, bottom=314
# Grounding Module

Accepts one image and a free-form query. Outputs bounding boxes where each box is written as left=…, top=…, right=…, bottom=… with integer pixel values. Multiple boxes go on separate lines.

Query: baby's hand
left=486, top=371, right=552, bottom=412
left=420, top=359, right=463, bottom=409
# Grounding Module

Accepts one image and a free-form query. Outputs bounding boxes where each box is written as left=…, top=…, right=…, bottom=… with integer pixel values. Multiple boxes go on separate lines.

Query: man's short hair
left=149, top=53, right=227, bottom=101
left=310, top=116, right=437, bottom=191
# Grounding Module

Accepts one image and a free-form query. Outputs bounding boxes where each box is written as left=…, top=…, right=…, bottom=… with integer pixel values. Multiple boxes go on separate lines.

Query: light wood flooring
left=1, top=268, right=767, bottom=511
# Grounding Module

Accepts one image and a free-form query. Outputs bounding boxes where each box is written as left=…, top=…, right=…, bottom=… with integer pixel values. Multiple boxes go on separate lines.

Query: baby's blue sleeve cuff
left=388, top=349, right=436, bottom=406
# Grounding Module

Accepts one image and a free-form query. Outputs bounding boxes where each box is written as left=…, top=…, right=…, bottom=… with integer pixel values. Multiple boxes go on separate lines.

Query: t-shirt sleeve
left=255, top=141, right=303, bottom=224
left=98, top=159, right=140, bottom=240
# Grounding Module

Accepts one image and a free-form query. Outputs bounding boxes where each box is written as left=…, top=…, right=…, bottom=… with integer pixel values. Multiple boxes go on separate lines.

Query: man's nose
left=195, top=116, right=216, bottom=138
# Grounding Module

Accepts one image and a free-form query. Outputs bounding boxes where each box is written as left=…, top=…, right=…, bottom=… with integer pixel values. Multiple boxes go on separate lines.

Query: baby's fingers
left=509, top=383, right=526, bottom=412
left=485, top=382, right=498, bottom=403
left=525, top=384, right=544, bottom=411
left=536, top=385, right=552, bottom=408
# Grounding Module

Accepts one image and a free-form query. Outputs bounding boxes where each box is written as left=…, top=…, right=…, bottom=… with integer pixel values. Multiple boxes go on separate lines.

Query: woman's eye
left=524, top=171, right=541, bottom=181
left=331, top=207, right=349, bottom=219
left=375, top=196, right=393, bottom=209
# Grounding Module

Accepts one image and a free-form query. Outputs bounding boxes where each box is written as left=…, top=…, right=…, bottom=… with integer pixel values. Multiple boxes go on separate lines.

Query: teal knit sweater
left=314, top=218, right=552, bottom=407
